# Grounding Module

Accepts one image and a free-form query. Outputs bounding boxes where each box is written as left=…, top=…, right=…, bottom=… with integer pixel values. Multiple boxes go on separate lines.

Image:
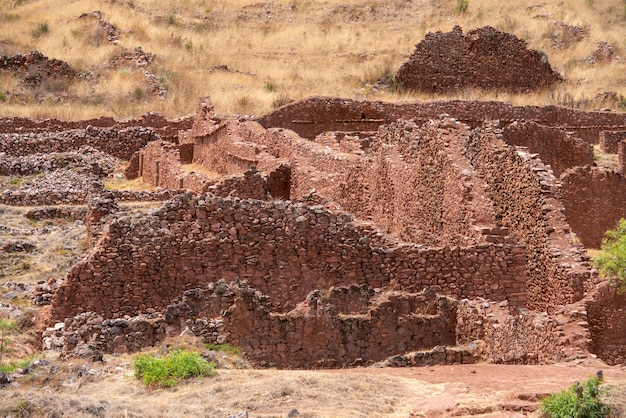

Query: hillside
left=0, top=0, right=625, bottom=119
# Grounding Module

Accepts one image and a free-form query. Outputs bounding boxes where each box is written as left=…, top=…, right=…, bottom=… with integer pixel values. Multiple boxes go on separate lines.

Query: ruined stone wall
left=193, top=120, right=266, bottom=175
left=0, top=126, right=160, bottom=160
left=395, top=26, right=562, bottom=93
left=456, top=299, right=583, bottom=364
left=600, top=130, right=626, bottom=154
left=0, top=51, right=80, bottom=86
left=47, top=284, right=458, bottom=368
left=328, top=119, right=488, bottom=246
left=586, top=283, right=626, bottom=365
left=258, top=97, right=626, bottom=141
left=47, top=281, right=587, bottom=368
left=140, top=140, right=186, bottom=190
left=561, top=166, right=626, bottom=248
left=501, top=122, right=594, bottom=176
left=464, top=124, right=589, bottom=312
left=620, top=141, right=626, bottom=173
left=0, top=114, right=192, bottom=142
left=50, top=193, right=528, bottom=321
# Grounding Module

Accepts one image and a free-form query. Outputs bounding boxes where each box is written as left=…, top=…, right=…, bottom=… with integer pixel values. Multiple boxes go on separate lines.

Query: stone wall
left=0, top=113, right=192, bottom=142
left=456, top=298, right=589, bottom=364
left=48, top=283, right=457, bottom=368
left=395, top=26, right=562, bottom=93
left=140, top=140, right=186, bottom=190
left=46, top=281, right=585, bottom=368
left=586, top=283, right=626, bottom=365
left=50, top=193, right=529, bottom=321
left=501, top=122, right=594, bottom=176
left=258, top=97, right=626, bottom=142
left=621, top=141, right=626, bottom=173
left=0, top=126, right=160, bottom=160
left=464, top=124, right=590, bottom=312
left=600, top=130, right=626, bottom=154
left=0, top=146, right=117, bottom=177
left=561, top=166, right=626, bottom=248
left=302, top=118, right=493, bottom=247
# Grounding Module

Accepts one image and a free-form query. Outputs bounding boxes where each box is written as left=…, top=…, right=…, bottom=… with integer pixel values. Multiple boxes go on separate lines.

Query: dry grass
left=0, top=204, right=87, bottom=284
left=103, top=175, right=157, bottom=191
left=0, top=355, right=413, bottom=417
left=181, top=163, right=221, bottom=179
left=0, top=0, right=624, bottom=119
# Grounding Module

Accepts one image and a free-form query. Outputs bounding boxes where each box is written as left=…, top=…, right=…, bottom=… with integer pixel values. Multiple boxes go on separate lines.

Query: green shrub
left=540, top=376, right=608, bottom=418
left=618, top=95, right=626, bottom=111
left=133, top=349, right=215, bottom=388
left=594, top=218, right=626, bottom=293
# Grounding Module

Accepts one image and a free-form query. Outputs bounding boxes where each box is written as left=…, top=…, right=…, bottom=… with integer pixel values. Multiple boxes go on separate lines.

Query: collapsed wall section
left=561, top=166, right=626, bottom=248
left=50, top=193, right=528, bottom=321
left=395, top=26, right=562, bottom=93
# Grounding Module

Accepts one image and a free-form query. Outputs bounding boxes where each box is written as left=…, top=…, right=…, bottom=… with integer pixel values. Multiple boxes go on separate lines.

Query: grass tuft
left=133, top=348, right=216, bottom=388
left=31, top=21, right=49, bottom=39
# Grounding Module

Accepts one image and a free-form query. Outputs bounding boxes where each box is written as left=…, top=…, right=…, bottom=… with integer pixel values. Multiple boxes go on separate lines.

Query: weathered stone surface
left=395, top=26, right=563, bottom=93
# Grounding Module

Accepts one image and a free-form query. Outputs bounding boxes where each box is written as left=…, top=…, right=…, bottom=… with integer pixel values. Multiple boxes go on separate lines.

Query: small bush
left=618, top=95, right=626, bottom=111
left=133, top=349, right=215, bottom=388
left=594, top=218, right=626, bottom=293
left=540, top=376, right=608, bottom=418
left=456, top=0, right=469, bottom=13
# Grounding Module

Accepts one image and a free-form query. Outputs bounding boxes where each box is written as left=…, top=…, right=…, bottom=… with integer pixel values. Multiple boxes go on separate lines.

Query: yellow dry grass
left=0, top=0, right=624, bottom=119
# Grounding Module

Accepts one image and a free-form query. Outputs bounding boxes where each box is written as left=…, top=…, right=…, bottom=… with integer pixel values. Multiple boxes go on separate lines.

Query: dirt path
left=364, top=361, right=626, bottom=417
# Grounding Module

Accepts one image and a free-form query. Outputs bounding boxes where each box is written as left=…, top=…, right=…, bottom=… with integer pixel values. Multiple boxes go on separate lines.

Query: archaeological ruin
left=2, top=92, right=625, bottom=369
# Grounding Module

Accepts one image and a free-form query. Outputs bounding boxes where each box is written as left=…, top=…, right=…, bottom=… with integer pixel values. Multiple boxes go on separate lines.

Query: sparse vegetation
left=205, top=343, right=243, bottom=356
left=133, top=348, right=216, bottom=388
left=594, top=218, right=626, bottom=293
left=0, top=357, right=32, bottom=373
left=31, top=21, right=49, bottom=38
left=0, top=319, right=18, bottom=365
left=618, top=95, right=626, bottom=111
left=456, top=0, right=469, bottom=13
left=264, top=80, right=277, bottom=92
left=540, top=376, right=608, bottom=418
